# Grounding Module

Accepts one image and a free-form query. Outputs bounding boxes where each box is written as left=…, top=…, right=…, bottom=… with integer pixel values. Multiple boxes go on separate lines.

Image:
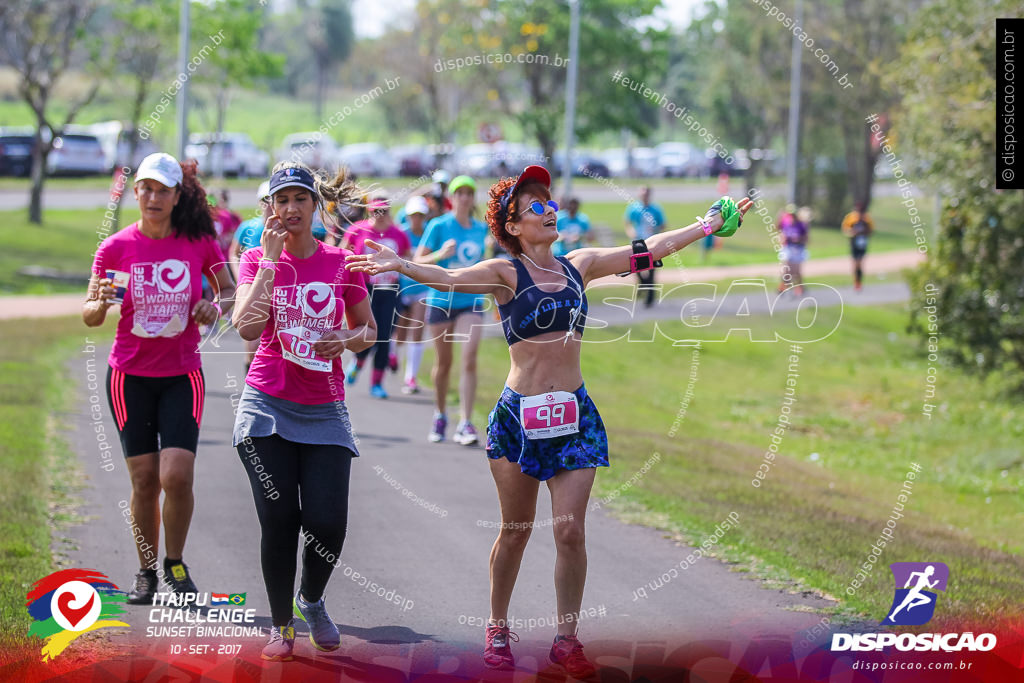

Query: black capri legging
left=356, top=284, right=399, bottom=370
left=236, top=434, right=353, bottom=626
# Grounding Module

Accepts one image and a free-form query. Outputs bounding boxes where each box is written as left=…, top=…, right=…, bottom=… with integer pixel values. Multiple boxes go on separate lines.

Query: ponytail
left=171, top=159, right=216, bottom=241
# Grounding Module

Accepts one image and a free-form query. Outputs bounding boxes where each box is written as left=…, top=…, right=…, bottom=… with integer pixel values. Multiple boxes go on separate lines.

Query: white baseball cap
left=135, top=152, right=183, bottom=188
left=405, top=195, right=429, bottom=216
left=432, top=169, right=451, bottom=185
left=257, top=181, right=271, bottom=202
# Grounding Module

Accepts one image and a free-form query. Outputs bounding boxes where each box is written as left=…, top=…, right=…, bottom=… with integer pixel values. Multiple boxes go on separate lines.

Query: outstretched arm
left=347, top=239, right=514, bottom=297
left=570, top=196, right=752, bottom=284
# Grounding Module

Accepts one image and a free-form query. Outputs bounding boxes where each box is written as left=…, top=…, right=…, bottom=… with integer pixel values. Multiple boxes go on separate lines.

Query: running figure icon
left=887, top=565, right=939, bottom=622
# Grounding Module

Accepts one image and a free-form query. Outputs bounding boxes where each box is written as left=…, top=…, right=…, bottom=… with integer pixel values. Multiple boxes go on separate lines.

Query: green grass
left=454, top=304, right=1023, bottom=627
left=0, top=316, right=107, bottom=654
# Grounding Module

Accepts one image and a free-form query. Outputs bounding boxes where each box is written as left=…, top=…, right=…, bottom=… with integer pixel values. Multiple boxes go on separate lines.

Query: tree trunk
left=28, top=126, right=48, bottom=225
left=315, top=60, right=326, bottom=122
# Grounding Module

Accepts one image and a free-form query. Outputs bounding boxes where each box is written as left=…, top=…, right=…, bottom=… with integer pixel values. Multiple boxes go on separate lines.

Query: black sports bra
left=497, top=257, right=588, bottom=346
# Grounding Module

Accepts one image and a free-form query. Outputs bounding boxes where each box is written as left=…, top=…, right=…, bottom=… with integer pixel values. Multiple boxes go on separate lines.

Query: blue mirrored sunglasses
left=521, top=200, right=559, bottom=216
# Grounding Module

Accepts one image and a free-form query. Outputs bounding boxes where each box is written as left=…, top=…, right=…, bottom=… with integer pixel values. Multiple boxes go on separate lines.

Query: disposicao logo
left=884, top=561, right=948, bottom=626
left=26, top=569, right=128, bottom=661
left=831, top=561, right=997, bottom=653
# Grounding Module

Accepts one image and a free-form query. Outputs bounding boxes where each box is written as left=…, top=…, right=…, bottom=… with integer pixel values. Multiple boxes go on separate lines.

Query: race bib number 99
left=520, top=391, right=580, bottom=440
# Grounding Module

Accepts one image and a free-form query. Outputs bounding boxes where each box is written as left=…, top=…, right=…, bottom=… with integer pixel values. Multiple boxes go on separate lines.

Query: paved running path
left=53, top=284, right=884, bottom=678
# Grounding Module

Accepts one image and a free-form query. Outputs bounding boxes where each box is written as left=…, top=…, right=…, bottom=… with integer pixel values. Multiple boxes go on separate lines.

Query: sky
left=349, top=0, right=707, bottom=38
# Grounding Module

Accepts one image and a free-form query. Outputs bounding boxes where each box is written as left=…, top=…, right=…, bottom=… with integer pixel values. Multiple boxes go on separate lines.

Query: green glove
left=704, top=196, right=742, bottom=237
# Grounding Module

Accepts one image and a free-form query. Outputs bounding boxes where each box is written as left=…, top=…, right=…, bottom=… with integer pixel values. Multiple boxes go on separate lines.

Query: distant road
left=0, top=178, right=918, bottom=210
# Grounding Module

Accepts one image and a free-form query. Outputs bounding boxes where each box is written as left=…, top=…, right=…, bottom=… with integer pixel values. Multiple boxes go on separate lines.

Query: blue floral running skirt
left=485, top=384, right=609, bottom=481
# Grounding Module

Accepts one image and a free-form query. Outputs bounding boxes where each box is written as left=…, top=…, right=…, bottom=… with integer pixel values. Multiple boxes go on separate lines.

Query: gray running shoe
left=293, top=591, right=341, bottom=651
left=261, top=619, right=295, bottom=661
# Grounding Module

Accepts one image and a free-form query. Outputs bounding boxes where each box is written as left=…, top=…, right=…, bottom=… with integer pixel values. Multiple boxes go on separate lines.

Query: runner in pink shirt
left=230, top=162, right=376, bottom=662
left=83, top=152, right=236, bottom=605
left=340, top=196, right=412, bottom=398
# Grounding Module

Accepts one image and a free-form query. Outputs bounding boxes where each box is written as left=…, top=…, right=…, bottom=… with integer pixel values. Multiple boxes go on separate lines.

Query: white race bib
left=279, top=326, right=332, bottom=372
left=519, top=391, right=580, bottom=440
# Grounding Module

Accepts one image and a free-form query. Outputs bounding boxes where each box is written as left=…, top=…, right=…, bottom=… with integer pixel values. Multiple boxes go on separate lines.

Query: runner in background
left=83, top=153, right=235, bottom=604
left=346, top=165, right=751, bottom=677
left=841, top=202, right=874, bottom=292
left=214, top=188, right=242, bottom=261
left=231, top=162, right=375, bottom=661
left=415, top=175, right=488, bottom=445
left=341, top=196, right=411, bottom=399
left=553, top=197, right=593, bottom=257
left=394, top=196, right=431, bottom=394
left=778, top=205, right=810, bottom=295
left=230, top=181, right=271, bottom=372
left=624, top=186, right=666, bottom=308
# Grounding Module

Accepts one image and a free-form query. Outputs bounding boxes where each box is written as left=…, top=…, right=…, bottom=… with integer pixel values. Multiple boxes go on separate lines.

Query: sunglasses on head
left=520, top=200, right=559, bottom=216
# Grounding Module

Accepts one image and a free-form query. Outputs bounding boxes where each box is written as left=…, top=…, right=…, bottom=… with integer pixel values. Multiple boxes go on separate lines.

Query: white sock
left=405, top=342, right=425, bottom=381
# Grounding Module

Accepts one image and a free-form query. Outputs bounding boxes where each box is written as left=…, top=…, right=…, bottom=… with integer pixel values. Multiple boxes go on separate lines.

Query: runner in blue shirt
left=415, top=175, right=489, bottom=445
left=624, top=186, right=666, bottom=308
left=395, top=196, right=431, bottom=394
left=553, top=197, right=593, bottom=256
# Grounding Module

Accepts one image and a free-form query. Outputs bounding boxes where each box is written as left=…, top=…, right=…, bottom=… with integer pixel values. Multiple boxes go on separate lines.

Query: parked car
left=186, top=132, right=268, bottom=178
left=88, top=121, right=157, bottom=172
left=46, top=132, right=107, bottom=176
left=455, top=142, right=546, bottom=177
left=338, top=143, right=399, bottom=177
left=552, top=150, right=610, bottom=178
left=656, top=142, right=704, bottom=177
left=0, top=128, right=34, bottom=177
left=277, top=132, right=340, bottom=172
left=391, top=145, right=435, bottom=177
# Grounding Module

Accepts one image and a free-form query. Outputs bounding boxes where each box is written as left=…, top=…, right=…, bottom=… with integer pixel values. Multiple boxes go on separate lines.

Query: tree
left=892, top=0, right=1024, bottom=391
left=190, top=0, right=283, bottom=174
left=684, top=0, right=793, bottom=195
left=474, top=0, right=669, bottom=163
left=0, top=0, right=101, bottom=224
left=107, top=0, right=178, bottom=229
left=308, top=0, right=355, bottom=121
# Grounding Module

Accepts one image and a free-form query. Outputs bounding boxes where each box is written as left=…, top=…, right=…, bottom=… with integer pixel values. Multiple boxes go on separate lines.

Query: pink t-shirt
left=343, top=222, right=411, bottom=286
left=92, top=222, right=225, bottom=377
left=239, top=242, right=368, bottom=405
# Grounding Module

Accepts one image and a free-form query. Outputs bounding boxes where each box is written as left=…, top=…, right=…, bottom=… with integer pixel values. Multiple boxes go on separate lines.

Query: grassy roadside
left=457, top=304, right=1024, bottom=628
left=0, top=316, right=107, bottom=657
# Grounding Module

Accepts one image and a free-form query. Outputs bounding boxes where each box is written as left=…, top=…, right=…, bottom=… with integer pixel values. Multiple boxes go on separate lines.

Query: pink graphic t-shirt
left=239, top=242, right=368, bottom=405
left=343, top=222, right=411, bottom=286
left=92, top=222, right=225, bottom=377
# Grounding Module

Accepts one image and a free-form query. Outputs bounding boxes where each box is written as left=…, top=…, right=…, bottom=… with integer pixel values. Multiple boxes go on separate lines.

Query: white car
left=338, top=143, right=398, bottom=177
left=186, top=133, right=268, bottom=178
left=46, top=132, right=107, bottom=176
left=278, top=132, right=340, bottom=172
left=656, top=142, right=704, bottom=177
left=87, top=121, right=157, bottom=172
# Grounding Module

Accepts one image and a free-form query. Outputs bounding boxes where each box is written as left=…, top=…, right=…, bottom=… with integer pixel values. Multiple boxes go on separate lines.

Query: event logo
left=25, top=569, right=128, bottom=661
left=298, top=281, right=336, bottom=319
left=155, top=259, right=190, bottom=293
left=883, top=562, right=948, bottom=625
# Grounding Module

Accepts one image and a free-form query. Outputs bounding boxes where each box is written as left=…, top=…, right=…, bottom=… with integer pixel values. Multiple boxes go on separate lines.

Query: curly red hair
left=485, top=177, right=551, bottom=256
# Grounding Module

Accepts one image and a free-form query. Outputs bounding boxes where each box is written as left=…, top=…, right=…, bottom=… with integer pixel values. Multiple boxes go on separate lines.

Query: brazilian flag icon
left=229, top=593, right=246, bottom=605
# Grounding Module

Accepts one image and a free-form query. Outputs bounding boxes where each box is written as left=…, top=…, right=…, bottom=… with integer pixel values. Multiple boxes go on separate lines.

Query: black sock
left=140, top=568, right=157, bottom=577
left=164, top=556, right=183, bottom=568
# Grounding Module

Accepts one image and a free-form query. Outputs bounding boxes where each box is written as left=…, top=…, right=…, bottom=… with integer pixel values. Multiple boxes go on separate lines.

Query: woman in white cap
left=83, top=152, right=236, bottom=604
left=347, top=165, right=751, bottom=677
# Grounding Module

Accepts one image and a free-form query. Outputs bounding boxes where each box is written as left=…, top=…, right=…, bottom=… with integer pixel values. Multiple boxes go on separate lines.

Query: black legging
left=236, top=434, right=353, bottom=626
left=636, top=269, right=657, bottom=307
left=356, top=284, right=399, bottom=370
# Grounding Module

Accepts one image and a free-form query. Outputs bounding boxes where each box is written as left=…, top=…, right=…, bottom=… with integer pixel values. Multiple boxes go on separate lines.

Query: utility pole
left=785, top=0, right=803, bottom=204
left=175, top=0, right=190, bottom=159
left=561, top=0, right=580, bottom=198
